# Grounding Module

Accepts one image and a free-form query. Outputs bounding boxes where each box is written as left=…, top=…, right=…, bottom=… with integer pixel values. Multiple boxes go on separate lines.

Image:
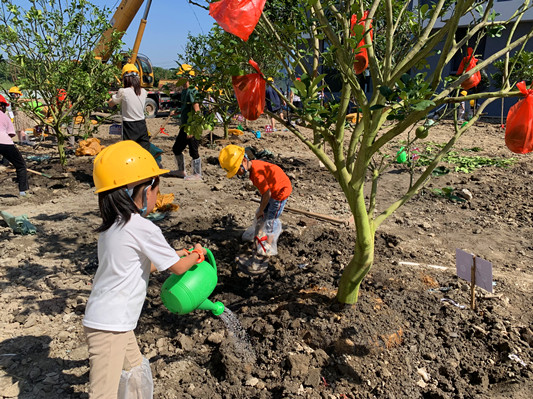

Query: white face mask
left=125, top=177, right=157, bottom=217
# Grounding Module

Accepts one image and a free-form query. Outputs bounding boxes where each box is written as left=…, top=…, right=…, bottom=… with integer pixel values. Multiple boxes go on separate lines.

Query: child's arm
left=150, top=244, right=207, bottom=274
left=168, top=243, right=207, bottom=275
left=256, top=190, right=271, bottom=219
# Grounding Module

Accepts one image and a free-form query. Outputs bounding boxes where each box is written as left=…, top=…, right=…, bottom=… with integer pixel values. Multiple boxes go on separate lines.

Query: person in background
left=265, top=77, right=285, bottom=132
left=108, top=64, right=150, bottom=152
left=0, top=95, right=29, bottom=197
left=219, top=145, right=292, bottom=273
left=7, top=86, right=31, bottom=145
left=458, top=90, right=467, bottom=122
left=169, top=64, right=202, bottom=180
left=289, top=78, right=303, bottom=125
left=84, top=140, right=206, bottom=397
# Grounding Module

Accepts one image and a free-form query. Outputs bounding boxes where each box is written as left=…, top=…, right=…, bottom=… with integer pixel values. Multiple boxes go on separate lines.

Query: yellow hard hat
left=177, top=63, right=195, bottom=77
left=219, top=145, right=245, bottom=178
left=121, top=63, right=139, bottom=78
left=9, top=86, right=22, bottom=95
left=460, top=90, right=467, bottom=96
left=93, top=140, right=169, bottom=193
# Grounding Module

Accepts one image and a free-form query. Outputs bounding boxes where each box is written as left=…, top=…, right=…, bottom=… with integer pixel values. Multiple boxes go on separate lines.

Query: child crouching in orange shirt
left=219, top=145, right=291, bottom=263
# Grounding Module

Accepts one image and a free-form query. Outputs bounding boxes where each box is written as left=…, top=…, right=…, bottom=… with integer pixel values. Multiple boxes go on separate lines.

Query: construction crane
left=94, top=0, right=178, bottom=117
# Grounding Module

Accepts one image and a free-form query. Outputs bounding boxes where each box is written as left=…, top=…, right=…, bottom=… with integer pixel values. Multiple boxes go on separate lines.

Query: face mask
left=237, top=165, right=249, bottom=180
left=125, top=177, right=158, bottom=216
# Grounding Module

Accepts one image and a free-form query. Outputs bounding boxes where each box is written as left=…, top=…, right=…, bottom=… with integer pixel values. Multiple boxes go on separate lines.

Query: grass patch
left=417, top=142, right=517, bottom=173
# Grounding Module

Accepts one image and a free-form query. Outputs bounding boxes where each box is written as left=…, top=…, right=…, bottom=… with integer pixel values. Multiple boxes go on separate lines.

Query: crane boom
left=94, top=0, right=145, bottom=63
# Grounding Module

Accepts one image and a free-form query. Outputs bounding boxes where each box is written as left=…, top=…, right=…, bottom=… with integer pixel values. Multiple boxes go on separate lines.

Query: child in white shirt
left=83, top=140, right=206, bottom=398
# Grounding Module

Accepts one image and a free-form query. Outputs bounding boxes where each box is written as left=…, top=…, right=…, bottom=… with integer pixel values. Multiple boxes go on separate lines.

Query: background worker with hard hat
left=169, top=64, right=202, bottom=180
left=458, top=90, right=468, bottom=122
left=0, top=94, right=30, bottom=197
left=219, top=145, right=292, bottom=267
left=7, top=86, right=30, bottom=145
left=83, top=140, right=207, bottom=397
left=108, top=64, right=151, bottom=151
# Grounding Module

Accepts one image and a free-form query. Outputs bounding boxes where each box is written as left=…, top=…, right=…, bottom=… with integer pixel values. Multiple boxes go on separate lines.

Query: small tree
left=194, top=0, right=532, bottom=304
left=0, top=0, right=123, bottom=165
left=179, top=23, right=285, bottom=139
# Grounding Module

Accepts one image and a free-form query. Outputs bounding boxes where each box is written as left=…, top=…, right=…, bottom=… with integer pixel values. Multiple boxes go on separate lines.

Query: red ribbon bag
left=232, top=60, right=265, bottom=121
left=350, top=11, right=373, bottom=75
left=505, top=81, right=533, bottom=154
left=209, top=0, right=267, bottom=42
left=456, top=47, right=481, bottom=90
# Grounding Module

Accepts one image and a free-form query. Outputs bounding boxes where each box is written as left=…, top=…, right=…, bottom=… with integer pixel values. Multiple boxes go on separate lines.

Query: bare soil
left=0, top=114, right=532, bottom=398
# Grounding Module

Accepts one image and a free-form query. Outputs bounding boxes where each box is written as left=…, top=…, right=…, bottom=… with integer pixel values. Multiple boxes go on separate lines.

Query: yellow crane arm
left=94, top=0, right=146, bottom=62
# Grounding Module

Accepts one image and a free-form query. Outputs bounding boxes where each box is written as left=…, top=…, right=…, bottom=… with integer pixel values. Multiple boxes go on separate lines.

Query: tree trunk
left=336, top=231, right=375, bottom=304
left=223, top=122, right=229, bottom=140
left=55, top=129, right=67, bottom=166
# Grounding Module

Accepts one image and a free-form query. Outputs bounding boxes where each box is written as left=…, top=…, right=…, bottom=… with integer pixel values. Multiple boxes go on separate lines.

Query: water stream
left=219, top=308, right=256, bottom=364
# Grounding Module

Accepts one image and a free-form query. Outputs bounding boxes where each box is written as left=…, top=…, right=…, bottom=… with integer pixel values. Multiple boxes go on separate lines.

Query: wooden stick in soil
left=470, top=256, right=477, bottom=310
left=251, top=198, right=348, bottom=225
left=156, top=112, right=174, bottom=137
left=27, top=168, right=52, bottom=179
left=8, top=168, right=67, bottom=179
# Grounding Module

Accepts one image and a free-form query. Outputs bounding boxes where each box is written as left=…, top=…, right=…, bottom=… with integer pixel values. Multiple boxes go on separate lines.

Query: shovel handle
left=27, top=168, right=52, bottom=179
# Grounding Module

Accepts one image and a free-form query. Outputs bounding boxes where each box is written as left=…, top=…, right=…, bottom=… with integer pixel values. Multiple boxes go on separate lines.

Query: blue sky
left=91, top=0, right=216, bottom=69
left=7, top=0, right=216, bottom=69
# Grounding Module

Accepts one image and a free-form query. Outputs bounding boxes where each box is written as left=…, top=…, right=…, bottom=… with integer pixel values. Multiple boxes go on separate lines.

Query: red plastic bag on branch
left=209, top=0, right=266, bottom=42
left=232, top=60, right=265, bottom=121
left=505, top=81, right=533, bottom=154
left=456, top=47, right=481, bottom=90
left=350, top=11, right=373, bottom=75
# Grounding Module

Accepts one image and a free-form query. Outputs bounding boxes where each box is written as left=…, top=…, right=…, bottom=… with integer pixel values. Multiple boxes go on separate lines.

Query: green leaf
left=379, top=86, right=394, bottom=99
left=293, top=80, right=307, bottom=98
left=411, top=100, right=435, bottom=111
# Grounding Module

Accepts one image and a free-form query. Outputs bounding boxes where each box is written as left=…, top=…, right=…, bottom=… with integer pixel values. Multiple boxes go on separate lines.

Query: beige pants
left=84, top=327, right=143, bottom=399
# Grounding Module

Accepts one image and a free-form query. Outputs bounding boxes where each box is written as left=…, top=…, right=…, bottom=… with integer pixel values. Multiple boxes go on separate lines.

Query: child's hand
left=193, top=243, right=207, bottom=255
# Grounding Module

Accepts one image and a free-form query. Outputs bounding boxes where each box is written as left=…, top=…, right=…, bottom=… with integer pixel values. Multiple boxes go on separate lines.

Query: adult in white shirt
left=108, top=64, right=150, bottom=151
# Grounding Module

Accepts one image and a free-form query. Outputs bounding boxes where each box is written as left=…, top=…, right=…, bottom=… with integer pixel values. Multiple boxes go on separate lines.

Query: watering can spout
left=198, top=299, right=225, bottom=316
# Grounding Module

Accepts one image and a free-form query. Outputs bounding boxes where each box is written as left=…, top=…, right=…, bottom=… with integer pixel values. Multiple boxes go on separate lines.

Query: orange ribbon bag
left=209, top=0, right=266, bottom=42
left=505, top=81, right=533, bottom=154
left=232, top=60, right=265, bottom=121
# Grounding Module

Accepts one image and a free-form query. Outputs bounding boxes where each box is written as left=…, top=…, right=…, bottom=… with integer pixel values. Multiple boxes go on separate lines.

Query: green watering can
left=160, top=248, right=225, bottom=316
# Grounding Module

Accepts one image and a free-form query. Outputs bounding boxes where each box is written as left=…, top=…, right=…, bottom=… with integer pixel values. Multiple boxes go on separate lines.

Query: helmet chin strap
left=125, top=185, right=151, bottom=217
left=237, top=154, right=250, bottom=180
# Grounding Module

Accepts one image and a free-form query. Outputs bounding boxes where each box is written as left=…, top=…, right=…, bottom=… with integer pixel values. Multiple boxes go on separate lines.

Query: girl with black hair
left=108, top=63, right=151, bottom=151
left=83, top=140, right=206, bottom=397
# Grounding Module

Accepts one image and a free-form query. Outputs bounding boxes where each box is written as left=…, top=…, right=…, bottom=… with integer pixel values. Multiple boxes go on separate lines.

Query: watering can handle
left=204, top=247, right=216, bottom=273
left=183, top=247, right=218, bottom=272
left=184, top=247, right=216, bottom=273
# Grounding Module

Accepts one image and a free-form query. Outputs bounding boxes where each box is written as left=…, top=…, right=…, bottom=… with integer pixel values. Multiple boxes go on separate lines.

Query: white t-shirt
left=83, top=214, right=180, bottom=332
left=111, top=87, right=147, bottom=122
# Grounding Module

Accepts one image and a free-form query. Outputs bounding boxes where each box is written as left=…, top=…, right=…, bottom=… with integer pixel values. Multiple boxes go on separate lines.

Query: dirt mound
left=0, top=116, right=531, bottom=398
